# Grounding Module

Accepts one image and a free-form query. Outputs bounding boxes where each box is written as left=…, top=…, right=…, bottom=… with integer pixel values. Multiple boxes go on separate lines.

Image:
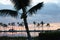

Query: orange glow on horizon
left=0, top=23, right=60, bottom=31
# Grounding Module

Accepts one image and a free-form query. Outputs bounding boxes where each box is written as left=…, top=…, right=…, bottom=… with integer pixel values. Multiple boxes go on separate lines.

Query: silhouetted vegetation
left=37, top=23, right=40, bottom=27
left=0, top=36, right=40, bottom=40
left=0, top=23, right=8, bottom=31
left=0, top=0, right=43, bottom=40
left=39, top=31, right=60, bottom=40
left=46, top=23, right=50, bottom=30
left=40, top=21, right=45, bottom=32
left=0, top=36, right=27, bottom=40
left=33, top=21, right=36, bottom=30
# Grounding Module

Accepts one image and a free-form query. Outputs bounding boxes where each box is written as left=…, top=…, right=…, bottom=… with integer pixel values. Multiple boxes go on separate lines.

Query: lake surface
left=0, top=32, right=39, bottom=37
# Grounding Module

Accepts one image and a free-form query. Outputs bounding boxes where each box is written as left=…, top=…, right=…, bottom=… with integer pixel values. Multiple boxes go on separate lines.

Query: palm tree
left=10, top=22, right=15, bottom=36
left=46, top=23, right=50, bottom=30
left=11, top=22, right=15, bottom=29
left=17, top=22, right=24, bottom=26
left=0, top=23, right=3, bottom=26
left=40, top=21, right=44, bottom=33
left=0, top=23, right=3, bottom=27
left=17, top=22, right=24, bottom=36
left=2, top=24, right=8, bottom=31
left=8, top=22, right=15, bottom=31
left=8, top=23, right=11, bottom=29
left=33, top=21, right=36, bottom=30
left=0, top=0, right=43, bottom=40
left=17, top=22, right=24, bottom=27
left=0, top=23, right=3, bottom=30
left=17, top=22, right=19, bottom=25
left=37, top=23, right=40, bottom=30
left=1, top=23, right=8, bottom=36
left=17, top=22, right=23, bottom=30
left=8, top=23, right=11, bottom=26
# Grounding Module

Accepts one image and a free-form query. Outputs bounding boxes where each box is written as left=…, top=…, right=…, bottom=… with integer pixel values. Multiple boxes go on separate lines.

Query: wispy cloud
left=0, top=0, right=60, bottom=23
left=0, top=0, right=12, bottom=5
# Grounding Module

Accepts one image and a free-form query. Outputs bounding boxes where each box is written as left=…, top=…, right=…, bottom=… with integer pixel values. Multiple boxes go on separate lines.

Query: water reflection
left=0, top=32, right=39, bottom=37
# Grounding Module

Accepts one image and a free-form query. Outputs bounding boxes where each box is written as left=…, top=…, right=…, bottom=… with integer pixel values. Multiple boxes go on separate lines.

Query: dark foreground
left=0, top=36, right=27, bottom=40
left=39, top=31, right=60, bottom=40
left=0, top=36, right=39, bottom=40
left=0, top=36, right=38, bottom=40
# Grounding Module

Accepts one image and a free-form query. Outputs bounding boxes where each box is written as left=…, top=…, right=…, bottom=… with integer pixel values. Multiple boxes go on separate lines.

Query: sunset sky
left=0, top=0, right=60, bottom=34
left=0, top=0, right=60, bottom=37
left=0, top=0, right=60, bottom=24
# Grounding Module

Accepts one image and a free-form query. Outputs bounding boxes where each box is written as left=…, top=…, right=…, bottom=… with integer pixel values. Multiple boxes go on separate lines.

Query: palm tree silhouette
left=0, top=0, right=43, bottom=40
left=0, top=23, right=8, bottom=31
left=0, top=23, right=3, bottom=26
left=17, top=22, right=19, bottom=25
left=0, top=23, right=4, bottom=31
left=40, top=21, right=44, bottom=33
left=17, top=22, right=24, bottom=27
left=9, top=22, right=15, bottom=36
left=18, top=22, right=24, bottom=31
left=2, top=24, right=8, bottom=31
left=17, top=22, right=22, bottom=30
left=46, top=23, right=50, bottom=30
left=18, top=23, right=24, bottom=26
left=11, top=22, right=15, bottom=29
left=8, top=22, right=15, bottom=31
left=8, top=23, right=11, bottom=29
left=33, top=21, right=36, bottom=30
left=37, top=23, right=40, bottom=30
left=8, top=23, right=11, bottom=26
left=0, top=23, right=2, bottom=30
left=0, top=22, right=3, bottom=26
left=1, top=23, right=8, bottom=36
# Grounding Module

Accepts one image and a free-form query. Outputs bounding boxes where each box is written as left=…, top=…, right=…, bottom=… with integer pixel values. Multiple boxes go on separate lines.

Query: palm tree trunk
left=22, top=7, right=32, bottom=40
left=42, top=26, right=43, bottom=33
left=34, top=24, right=35, bottom=30
left=23, top=18, right=32, bottom=40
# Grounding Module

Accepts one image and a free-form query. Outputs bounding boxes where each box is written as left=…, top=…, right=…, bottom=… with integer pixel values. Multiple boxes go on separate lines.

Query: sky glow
left=0, top=0, right=59, bottom=5
left=0, top=0, right=12, bottom=5
left=0, top=0, right=60, bottom=23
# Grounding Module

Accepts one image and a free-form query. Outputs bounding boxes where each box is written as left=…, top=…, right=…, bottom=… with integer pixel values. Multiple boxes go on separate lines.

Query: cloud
left=27, top=3, right=60, bottom=23
left=0, top=3, right=14, bottom=10
left=38, top=3, right=60, bottom=15
left=0, top=2, right=60, bottom=23
left=0, top=0, right=12, bottom=5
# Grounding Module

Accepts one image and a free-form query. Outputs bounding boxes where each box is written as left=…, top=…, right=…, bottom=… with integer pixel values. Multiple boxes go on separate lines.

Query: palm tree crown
left=40, top=21, right=44, bottom=27
left=0, top=0, right=44, bottom=40
left=33, top=21, right=36, bottom=25
left=0, top=9, right=18, bottom=17
left=11, top=0, right=30, bottom=10
left=46, top=23, right=50, bottom=27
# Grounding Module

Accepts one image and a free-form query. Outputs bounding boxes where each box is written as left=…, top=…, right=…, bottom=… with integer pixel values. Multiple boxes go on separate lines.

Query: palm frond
left=0, top=9, right=18, bottom=17
left=28, top=2, right=43, bottom=15
left=10, top=0, right=30, bottom=10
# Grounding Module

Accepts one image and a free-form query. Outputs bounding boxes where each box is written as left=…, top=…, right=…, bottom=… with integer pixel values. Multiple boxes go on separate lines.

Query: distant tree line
left=33, top=21, right=50, bottom=32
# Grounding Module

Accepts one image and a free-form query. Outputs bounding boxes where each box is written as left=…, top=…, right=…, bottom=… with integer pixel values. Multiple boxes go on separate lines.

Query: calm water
left=0, top=32, right=39, bottom=37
